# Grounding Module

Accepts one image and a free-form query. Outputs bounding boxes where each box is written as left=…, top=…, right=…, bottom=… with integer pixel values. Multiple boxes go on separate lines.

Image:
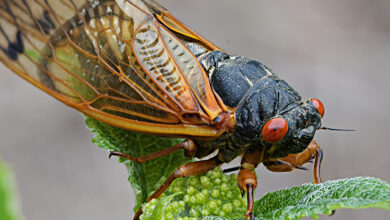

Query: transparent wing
left=143, top=0, right=222, bottom=51
left=0, top=0, right=230, bottom=137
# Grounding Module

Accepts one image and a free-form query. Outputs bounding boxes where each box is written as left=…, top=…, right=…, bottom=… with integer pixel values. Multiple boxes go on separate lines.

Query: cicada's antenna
left=318, top=126, right=356, bottom=131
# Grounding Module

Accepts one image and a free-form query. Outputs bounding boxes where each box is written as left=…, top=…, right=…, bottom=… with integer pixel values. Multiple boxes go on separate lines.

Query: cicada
left=0, top=0, right=326, bottom=219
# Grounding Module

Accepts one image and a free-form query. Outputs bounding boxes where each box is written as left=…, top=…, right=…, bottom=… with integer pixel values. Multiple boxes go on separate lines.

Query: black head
left=201, top=51, right=324, bottom=158
left=261, top=98, right=323, bottom=158
left=235, top=76, right=324, bottom=158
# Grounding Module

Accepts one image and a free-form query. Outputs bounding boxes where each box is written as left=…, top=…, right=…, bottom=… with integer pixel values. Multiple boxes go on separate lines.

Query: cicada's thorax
left=189, top=50, right=304, bottom=162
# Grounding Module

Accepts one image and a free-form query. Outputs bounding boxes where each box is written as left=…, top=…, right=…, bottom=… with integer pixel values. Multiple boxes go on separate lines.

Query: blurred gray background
left=1, top=0, right=389, bottom=219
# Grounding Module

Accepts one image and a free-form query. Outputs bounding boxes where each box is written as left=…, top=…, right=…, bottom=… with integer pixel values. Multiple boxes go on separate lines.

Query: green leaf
left=85, top=116, right=192, bottom=212
left=0, top=159, right=23, bottom=220
left=85, top=117, right=390, bottom=219
left=253, top=177, right=390, bottom=220
left=141, top=171, right=390, bottom=220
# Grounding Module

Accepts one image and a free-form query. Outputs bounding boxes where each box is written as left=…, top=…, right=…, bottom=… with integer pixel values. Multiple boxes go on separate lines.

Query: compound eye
left=312, top=98, right=325, bottom=118
left=261, top=118, right=289, bottom=143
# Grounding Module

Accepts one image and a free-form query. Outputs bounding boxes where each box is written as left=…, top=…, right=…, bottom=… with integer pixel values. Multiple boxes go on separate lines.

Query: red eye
left=261, top=118, right=289, bottom=143
left=312, top=98, right=325, bottom=118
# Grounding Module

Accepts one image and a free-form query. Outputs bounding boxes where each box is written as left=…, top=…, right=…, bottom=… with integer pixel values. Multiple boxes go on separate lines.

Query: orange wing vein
left=0, top=0, right=230, bottom=137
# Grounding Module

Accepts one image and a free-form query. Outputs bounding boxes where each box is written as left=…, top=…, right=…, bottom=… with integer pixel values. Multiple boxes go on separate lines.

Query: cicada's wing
left=142, top=0, right=222, bottom=52
left=0, top=0, right=231, bottom=137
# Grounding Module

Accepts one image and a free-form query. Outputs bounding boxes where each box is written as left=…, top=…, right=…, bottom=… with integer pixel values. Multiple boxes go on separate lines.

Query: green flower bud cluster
left=140, top=167, right=246, bottom=220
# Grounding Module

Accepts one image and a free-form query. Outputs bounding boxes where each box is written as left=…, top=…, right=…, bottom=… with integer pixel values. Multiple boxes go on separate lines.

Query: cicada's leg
left=237, top=149, right=263, bottom=220
left=133, top=156, right=222, bottom=220
left=109, top=138, right=197, bottom=164
left=264, top=141, right=332, bottom=215
left=237, top=169, right=257, bottom=220
left=223, top=166, right=241, bottom=173
left=264, top=140, right=323, bottom=184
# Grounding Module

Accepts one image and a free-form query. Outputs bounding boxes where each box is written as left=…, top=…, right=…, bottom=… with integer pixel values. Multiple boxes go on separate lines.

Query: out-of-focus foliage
left=0, top=159, right=23, bottom=220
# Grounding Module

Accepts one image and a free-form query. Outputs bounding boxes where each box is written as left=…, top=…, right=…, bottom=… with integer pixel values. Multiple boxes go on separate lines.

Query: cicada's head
left=260, top=98, right=324, bottom=158
left=234, top=76, right=324, bottom=158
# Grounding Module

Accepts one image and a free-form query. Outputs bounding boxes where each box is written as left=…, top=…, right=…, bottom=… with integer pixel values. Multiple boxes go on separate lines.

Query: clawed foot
left=245, top=211, right=255, bottom=220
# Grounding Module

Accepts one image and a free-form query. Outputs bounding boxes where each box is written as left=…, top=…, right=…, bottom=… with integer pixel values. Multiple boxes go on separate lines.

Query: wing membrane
left=143, top=0, right=222, bottom=51
left=0, top=0, right=230, bottom=137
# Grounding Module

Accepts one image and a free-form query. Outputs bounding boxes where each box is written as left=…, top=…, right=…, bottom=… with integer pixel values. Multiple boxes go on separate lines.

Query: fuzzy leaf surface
left=85, top=117, right=192, bottom=212
left=205, top=177, right=390, bottom=220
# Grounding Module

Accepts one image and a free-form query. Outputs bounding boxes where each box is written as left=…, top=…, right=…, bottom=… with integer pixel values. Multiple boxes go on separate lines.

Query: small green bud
left=211, top=188, right=220, bottom=198
left=201, top=189, right=209, bottom=196
left=221, top=183, right=229, bottom=192
left=189, top=195, right=197, bottom=204
left=187, top=186, right=197, bottom=195
left=208, top=200, right=218, bottom=210
left=222, top=203, right=234, bottom=213
left=164, top=212, right=174, bottom=220
left=222, top=175, right=229, bottom=183
left=201, top=208, right=210, bottom=216
left=210, top=169, right=221, bottom=178
left=195, top=192, right=207, bottom=204
left=183, top=194, right=190, bottom=203
left=200, top=176, right=211, bottom=188
left=229, top=174, right=237, bottom=183
left=233, top=199, right=243, bottom=208
left=187, top=176, right=200, bottom=187
left=165, top=204, right=172, bottom=212
left=175, top=178, right=185, bottom=186
left=189, top=208, right=199, bottom=217
left=226, top=191, right=234, bottom=199
left=140, top=168, right=247, bottom=219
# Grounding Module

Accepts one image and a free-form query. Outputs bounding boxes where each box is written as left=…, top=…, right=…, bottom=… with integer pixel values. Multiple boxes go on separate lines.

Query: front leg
left=238, top=169, right=257, bottom=220
left=264, top=141, right=334, bottom=215
left=264, top=140, right=323, bottom=184
left=237, top=149, right=263, bottom=220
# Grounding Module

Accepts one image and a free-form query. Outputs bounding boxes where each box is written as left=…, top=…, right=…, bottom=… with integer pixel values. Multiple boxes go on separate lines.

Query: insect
left=0, top=0, right=327, bottom=219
